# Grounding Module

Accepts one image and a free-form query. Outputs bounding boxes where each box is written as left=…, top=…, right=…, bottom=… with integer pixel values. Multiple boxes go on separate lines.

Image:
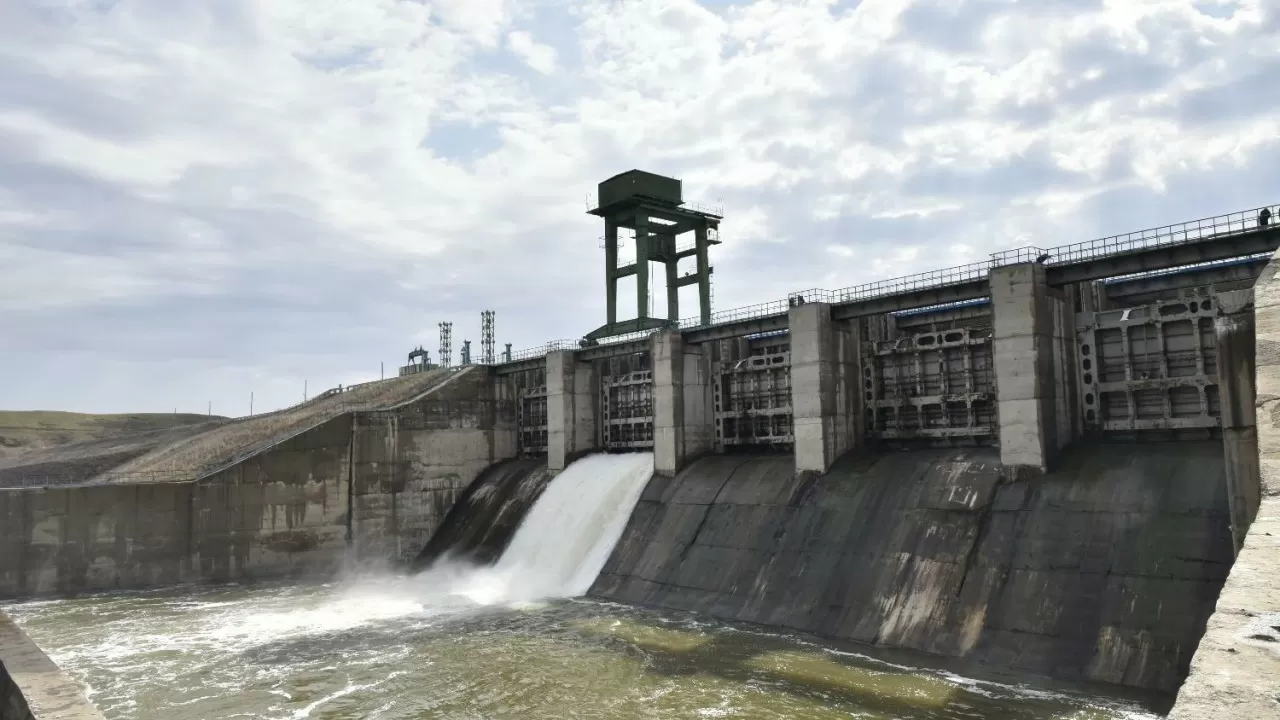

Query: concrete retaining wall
left=0, top=369, right=516, bottom=599
left=592, top=442, right=1232, bottom=697
left=1169, top=261, right=1280, bottom=718
left=0, top=416, right=353, bottom=597
left=0, top=613, right=102, bottom=719
left=351, top=369, right=517, bottom=564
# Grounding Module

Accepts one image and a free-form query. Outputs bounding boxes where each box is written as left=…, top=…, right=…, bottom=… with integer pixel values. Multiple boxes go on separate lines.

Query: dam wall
left=590, top=443, right=1233, bottom=695
left=0, top=614, right=102, bottom=720
left=350, top=369, right=517, bottom=565
left=504, top=254, right=1264, bottom=490
left=0, top=368, right=516, bottom=598
left=489, top=229, right=1274, bottom=696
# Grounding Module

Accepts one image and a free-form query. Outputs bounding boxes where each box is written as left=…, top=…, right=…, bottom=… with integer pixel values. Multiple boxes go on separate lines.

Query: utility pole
left=207, top=401, right=211, bottom=416
left=304, top=380, right=308, bottom=401
left=381, top=361, right=384, bottom=380
left=250, top=392, right=254, bottom=417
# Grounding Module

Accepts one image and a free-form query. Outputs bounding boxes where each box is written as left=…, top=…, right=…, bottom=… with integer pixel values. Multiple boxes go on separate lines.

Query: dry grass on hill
left=0, top=411, right=229, bottom=461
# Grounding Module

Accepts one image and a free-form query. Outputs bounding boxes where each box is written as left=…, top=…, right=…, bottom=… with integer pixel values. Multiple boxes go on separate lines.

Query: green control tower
left=586, top=170, right=721, bottom=341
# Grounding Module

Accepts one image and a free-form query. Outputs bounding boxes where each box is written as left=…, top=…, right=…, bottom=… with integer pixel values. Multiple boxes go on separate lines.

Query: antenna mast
left=438, top=322, right=453, bottom=367
left=481, top=310, right=495, bottom=364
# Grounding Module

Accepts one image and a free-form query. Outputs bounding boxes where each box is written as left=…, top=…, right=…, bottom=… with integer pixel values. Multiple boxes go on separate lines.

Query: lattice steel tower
left=481, top=310, right=495, bottom=364
left=586, top=170, right=721, bottom=341
left=438, top=321, right=453, bottom=367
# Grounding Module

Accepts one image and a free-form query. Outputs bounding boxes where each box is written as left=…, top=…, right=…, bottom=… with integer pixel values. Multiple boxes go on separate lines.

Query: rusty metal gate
left=865, top=327, right=996, bottom=444
left=514, top=368, right=548, bottom=454
left=600, top=370, right=653, bottom=449
left=1076, top=295, right=1220, bottom=433
left=714, top=342, right=793, bottom=449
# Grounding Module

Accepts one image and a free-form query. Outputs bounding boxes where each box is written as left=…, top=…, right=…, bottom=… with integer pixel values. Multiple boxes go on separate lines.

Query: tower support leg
left=695, top=224, right=711, bottom=325
left=636, top=212, right=650, bottom=320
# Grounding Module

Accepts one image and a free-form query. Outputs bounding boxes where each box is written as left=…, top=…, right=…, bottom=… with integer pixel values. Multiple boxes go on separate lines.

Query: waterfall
left=450, top=452, right=655, bottom=605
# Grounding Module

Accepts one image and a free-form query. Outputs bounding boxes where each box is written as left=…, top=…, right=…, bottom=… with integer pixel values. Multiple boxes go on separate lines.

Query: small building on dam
left=1, top=171, right=1277, bottom=719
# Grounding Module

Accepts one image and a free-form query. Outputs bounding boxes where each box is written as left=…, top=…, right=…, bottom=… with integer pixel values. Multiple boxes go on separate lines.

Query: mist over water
left=4, top=452, right=1162, bottom=719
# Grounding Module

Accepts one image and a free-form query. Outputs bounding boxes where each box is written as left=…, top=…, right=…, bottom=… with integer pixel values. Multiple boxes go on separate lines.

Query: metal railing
left=585, top=194, right=724, bottom=218
left=490, top=203, right=1279, bottom=367
left=506, top=339, right=580, bottom=363
left=1048, top=205, right=1274, bottom=265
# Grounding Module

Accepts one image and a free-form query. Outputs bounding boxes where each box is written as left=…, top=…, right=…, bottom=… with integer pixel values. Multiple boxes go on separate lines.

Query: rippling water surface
left=5, top=574, right=1160, bottom=720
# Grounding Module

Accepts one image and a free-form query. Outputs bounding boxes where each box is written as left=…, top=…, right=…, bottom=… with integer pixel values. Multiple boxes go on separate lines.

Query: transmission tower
left=438, top=322, right=453, bottom=367
left=481, top=310, right=495, bottom=364
left=461, top=340, right=472, bottom=365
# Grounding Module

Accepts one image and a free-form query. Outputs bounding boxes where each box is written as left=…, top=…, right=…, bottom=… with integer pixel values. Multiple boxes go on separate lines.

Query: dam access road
left=1, top=176, right=1278, bottom=719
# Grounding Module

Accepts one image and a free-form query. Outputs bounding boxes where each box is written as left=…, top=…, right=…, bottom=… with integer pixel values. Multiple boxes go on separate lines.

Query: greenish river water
left=4, top=575, right=1159, bottom=720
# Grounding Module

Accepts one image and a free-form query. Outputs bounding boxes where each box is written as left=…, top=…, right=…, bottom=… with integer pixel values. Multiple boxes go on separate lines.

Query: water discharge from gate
left=345, top=451, right=655, bottom=616
left=451, top=451, right=655, bottom=604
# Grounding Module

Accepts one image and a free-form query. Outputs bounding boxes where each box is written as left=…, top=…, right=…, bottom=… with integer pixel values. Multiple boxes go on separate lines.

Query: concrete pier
left=546, top=350, right=596, bottom=473
left=789, top=302, right=860, bottom=475
left=651, top=331, right=713, bottom=476
left=1216, top=289, right=1260, bottom=553
left=990, top=262, right=1075, bottom=477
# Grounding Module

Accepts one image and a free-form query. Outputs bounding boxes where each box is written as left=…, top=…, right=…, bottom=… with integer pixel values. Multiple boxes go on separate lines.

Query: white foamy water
left=451, top=451, right=655, bottom=605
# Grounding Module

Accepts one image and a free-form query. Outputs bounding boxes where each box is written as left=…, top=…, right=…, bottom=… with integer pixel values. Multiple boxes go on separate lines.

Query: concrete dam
left=1, top=172, right=1277, bottom=719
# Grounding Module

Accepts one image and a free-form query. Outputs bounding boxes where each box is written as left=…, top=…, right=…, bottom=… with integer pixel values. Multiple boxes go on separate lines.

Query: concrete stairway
left=92, top=369, right=459, bottom=483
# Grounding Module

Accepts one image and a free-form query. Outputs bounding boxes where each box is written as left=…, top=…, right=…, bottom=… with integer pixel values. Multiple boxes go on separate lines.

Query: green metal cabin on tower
left=586, top=170, right=721, bottom=341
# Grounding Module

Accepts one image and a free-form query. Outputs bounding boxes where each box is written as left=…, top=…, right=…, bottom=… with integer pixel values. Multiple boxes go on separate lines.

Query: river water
left=3, top=453, right=1162, bottom=718
left=6, top=575, right=1159, bottom=720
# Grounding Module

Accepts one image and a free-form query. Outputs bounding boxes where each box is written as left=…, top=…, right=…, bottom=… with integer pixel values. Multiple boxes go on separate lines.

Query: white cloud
left=1, top=0, right=1277, bottom=413
left=507, top=30, right=558, bottom=74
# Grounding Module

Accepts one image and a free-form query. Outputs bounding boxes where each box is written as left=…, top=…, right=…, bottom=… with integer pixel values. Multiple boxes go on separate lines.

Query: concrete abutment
left=1215, top=289, right=1260, bottom=553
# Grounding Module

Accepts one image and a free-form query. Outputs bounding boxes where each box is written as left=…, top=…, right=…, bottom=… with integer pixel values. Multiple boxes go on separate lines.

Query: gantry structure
left=586, top=170, right=722, bottom=341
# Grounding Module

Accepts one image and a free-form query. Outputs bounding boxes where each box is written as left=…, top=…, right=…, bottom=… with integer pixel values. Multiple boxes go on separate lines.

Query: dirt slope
left=0, top=411, right=230, bottom=461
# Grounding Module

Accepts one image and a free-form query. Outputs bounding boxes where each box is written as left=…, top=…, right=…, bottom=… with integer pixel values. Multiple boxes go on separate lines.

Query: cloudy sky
left=1, top=0, right=1276, bottom=416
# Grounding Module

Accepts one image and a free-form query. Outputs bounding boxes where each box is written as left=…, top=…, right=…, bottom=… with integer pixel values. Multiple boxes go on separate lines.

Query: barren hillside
left=0, top=411, right=229, bottom=461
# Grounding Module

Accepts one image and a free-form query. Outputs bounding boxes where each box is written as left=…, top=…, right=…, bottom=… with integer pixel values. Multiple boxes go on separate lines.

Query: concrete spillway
left=411, top=457, right=553, bottom=569
left=487, top=452, right=654, bottom=601
left=591, top=442, right=1232, bottom=702
left=437, top=452, right=656, bottom=606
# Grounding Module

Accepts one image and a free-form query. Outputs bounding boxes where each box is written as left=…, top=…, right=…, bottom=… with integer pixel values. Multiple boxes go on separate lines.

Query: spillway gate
left=864, top=326, right=997, bottom=444
left=714, top=339, right=794, bottom=448
left=1076, top=294, right=1222, bottom=434
left=600, top=354, right=654, bottom=450
left=515, top=367, right=549, bottom=454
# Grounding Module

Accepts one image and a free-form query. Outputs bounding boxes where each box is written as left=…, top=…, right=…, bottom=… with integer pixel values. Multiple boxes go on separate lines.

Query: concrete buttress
left=1216, top=289, right=1260, bottom=553
left=990, top=262, right=1075, bottom=476
left=651, top=330, right=714, bottom=475
left=546, top=350, right=597, bottom=472
left=789, top=302, right=860, bottom=475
